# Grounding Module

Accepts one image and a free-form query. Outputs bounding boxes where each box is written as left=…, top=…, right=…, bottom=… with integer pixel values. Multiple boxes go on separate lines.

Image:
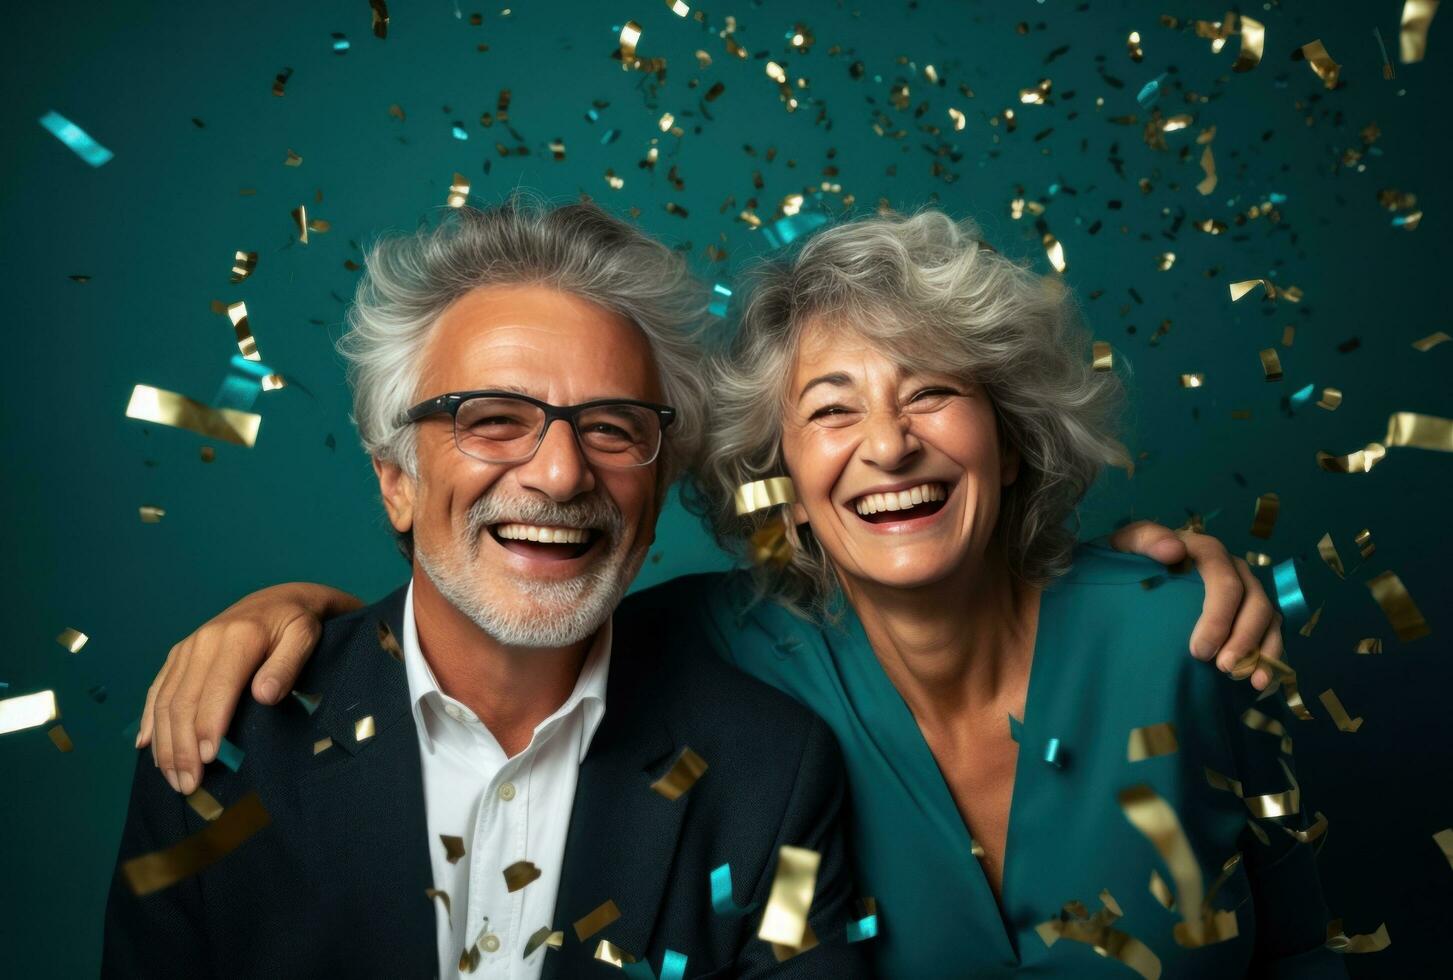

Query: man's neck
left=410, top=568, right=592, bottom=758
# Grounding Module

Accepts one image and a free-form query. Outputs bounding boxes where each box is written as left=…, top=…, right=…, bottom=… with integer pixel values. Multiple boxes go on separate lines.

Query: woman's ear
left=1001, top=442, right=1021, bottom=487
left=374, top=457, right=417, bottom=534
left=792, top=501, right=809, bottom=525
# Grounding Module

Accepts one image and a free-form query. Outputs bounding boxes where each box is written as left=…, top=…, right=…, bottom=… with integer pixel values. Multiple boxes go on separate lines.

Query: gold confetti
left=1400, top=0, right=1439, bottom=63
left=1317, top=533, right=1345, bottom=578
left=758, top=846, right=820, bottom=947
left=426, top=887, right=450, bottom=918
left=1355, top=638, right=1383, bottom=654
left=1196, top=145, right=1217, bottom=195
left=1316, top=443, right=1386, bottom=474
left=1366, top=571, right=1431, bottom=641
left=1281, top=325, right=1296, bottom=347
left=573, top=900, right=621, bottom=941
left=524, top=927, right=564, bottom=957
left=1092, top=341, right=1113, bottom=372
left=1180, top=373, right=1205, bottom=388
left=971, top=841, right=986, bottom=858
left=441, top=835, right=465, bottom=864
left=139, top=505, right=166, bottom=523
left=1227, top=650, right=1260, bottom=681
left=1258, top=349, right=1283, bottom=381
left=948, top=107, right=966, bottom=131
left=1035, top=893, right=1163, bottom=980
left=354, top=715, right=375, bottom=743
left=186, top=787, right=224, bottom=821
left=1318, top=690, right=1364, bottom=733
left=694, top=49, right=711, bottom=68
left=1325, top=919, right=1392, bottom=953
left=1356, top=528, right=1375, bottom=558
left=594, top=940, right=635, bottom=966
left=734, top=477, right=797, bottom=517
left=1019, top=78, right=1052, bottom=105
left=121, top=791, right=272, bottom=896
left=1250, top=492, right=1279, bottom=539
left=126, top=385, right=260, bottom=447
left=1241, top=707, right=1293, bottom=755
left=292, top=204, right=309, bottom=244
left=312, top=736, right=333, bottom=755
left=230, top=251, right=257, bottom=283
left=649, top=746, right=708, bottom=800
left=1316, top=388, right=1342, bottom=411
left=1233, top=14, right=1265, bottom=71
left=284, top=148, right=303, bottom=167
left=1229, top=279, right=1270, bottom=302
left=1149, top=870, right=1174, bottom=909
left=618, top=21, right=643, bottom=66
left=370, top=0, right=389, bottom=39
left=1281, top=811, right=1328, bottom=844
left=1413, top=331, right=1451, bottom=351
left=271, top=67, right=292, bottom=97
left=1245, top=552, right=1272, bottom=566
left=459, top=943, right=480, bottom=973
left=1434, top=828, right=1453, bottom=869
left=1042, top=232, right=1066, bottom=273
left=378, top=619, right=404, bottom=661
left=56, top=628, right=88, bottom=653
left=1296, top=40, right=1342, bottom=89
left=227, top=301, right=259, bottom=361
left=765, top=61, right=787, bottom=84
left=1157, top=252, right=1176, bottom=271
left=447, top=173, right=470, bottom=208
left=1260, top=657, right=1314, bottom=721
left=1127, top=30, right=1144, bottom=61
left=504, top=860, right=541, bottom=892
left=1127, top=722, right=1178, bottom=761
left=47, top=724, right=73, bottom=752
left=603, top=169, right=624, bottom=190
left=1385, top=411, right=1453, bottom=452
left=667, top=0, right=690, bottom=16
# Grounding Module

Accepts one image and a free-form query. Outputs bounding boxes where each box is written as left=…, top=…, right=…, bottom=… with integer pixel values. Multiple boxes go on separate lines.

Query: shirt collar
left=400, top=579, right=611, bottom=762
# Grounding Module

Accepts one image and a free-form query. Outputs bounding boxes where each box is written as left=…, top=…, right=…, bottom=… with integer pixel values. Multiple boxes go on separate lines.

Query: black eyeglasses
left=396, top=390, right=676, bottom=468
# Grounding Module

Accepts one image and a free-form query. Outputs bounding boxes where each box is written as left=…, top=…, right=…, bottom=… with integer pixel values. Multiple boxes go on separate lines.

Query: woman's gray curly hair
left=694, top=209, right=1129, bottom=617
left=339, top=195, right=709, bottom=560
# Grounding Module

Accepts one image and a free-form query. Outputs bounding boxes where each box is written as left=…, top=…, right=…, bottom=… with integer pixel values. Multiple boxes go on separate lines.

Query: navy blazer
left=102, top=584, right=870, bottom=978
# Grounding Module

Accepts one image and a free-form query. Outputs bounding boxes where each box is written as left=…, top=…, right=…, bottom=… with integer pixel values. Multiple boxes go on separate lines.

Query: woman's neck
left=840, top=549, right=1041, bottom=731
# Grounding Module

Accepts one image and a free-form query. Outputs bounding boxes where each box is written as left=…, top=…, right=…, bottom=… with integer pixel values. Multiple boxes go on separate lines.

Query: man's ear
left=374, top=457, right=416, bottom=534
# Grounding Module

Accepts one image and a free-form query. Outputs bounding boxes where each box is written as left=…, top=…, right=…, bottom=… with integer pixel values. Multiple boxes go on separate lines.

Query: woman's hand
left=139, top=583, right=364, bottom=794
left=1107, top=520, right=1283, bottom=691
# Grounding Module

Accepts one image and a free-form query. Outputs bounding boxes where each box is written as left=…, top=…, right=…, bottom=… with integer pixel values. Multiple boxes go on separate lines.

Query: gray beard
left=415, top=491, right=647, bottom=648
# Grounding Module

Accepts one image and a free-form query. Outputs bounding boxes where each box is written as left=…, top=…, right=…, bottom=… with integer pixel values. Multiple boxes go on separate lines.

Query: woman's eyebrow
left=796, top=372, right=853, bottom=404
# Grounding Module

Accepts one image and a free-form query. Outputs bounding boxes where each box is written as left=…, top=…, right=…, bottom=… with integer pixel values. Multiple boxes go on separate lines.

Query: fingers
left=164, top=645, right=211, bottom=795
left=250, top=615, right=322, bottom=706
left=151, top=639, right=189, bottom=791
left=1249, top=613, right=1285, bottom=691
left=137, top=650, right=176, bottom=751
left=1108, top=520, right=1188, bottom=566
left=1212, top=558, right=1277, bottom=677
left=1182, top=533, right=1242, bottom=659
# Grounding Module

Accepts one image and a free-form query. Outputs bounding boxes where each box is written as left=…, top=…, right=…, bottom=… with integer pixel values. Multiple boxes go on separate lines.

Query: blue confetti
left=39, top=110, right=114, bottom=167
left=331, top=33, right=350, bottom=54
left=585, top=108, right=600, bottom=123
left=1268, top=192, right=1288, bottom=204
left=622, top=951, right=687, bottom=980
left=1135, top=72, right=1168, bottom=109
left=1272, top=558, right=1310, bottom=623
left=1043, top=737, right=1065, bottom=768
left=708, top=282, right=732, bottom=317
left=600, top=128, right=620, bottom=145
left=216, top=737, right=245, bottom=772
left=846, top=912, right=879, bottom=943
left=762, top=210, right=829, bottom=249
left=452, top=124, right=468, bottom=141
left=213, top=354, right=281, bottom=411
left=1289, top=383, right=1315, bottom=409
left=708, top=863, right=759, bottom=917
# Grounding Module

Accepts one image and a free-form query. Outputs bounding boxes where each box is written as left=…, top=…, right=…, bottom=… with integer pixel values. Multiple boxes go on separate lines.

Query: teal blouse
left=661, top=547, right=1344, bottom=978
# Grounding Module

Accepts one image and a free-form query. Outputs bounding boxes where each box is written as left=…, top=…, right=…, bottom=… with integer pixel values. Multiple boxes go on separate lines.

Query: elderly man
left=115, top=199, right=1283, bottom=978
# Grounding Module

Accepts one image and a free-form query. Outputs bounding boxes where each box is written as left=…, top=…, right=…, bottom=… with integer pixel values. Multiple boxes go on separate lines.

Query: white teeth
left=852, top=483, right=946, bottom=516
left=494, top=523, right=590, bottom=544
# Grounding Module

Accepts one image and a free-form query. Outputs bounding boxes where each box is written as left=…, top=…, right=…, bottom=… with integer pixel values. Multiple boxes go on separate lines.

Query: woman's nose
left=858, top=409, right=921, bottom=470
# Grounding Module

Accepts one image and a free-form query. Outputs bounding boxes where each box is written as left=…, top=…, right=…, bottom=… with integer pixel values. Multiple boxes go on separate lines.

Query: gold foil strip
left=1092, top=341, right=1113, bottom=371
left=1356, top=529, right=1375, bottom=558
left=650, top=746, right=708, bottom=800
left=378, top=620, right=404, bottom=661
left=1282, top=811, right=1328, bottom=844
left=1400, top=0, right=1439, bottom=63
left=523, top=927, right=563, bottom=957
left=312, top=736, right=332, bottom=755
left=594, top=940, right=635, bottom=966
left=441, top=835, right=465, bottom=864
left=1241, top=707, right=1293, bottom=755
left=1232, top=14, right=1265, bottom=71
left=230, top=251, right=257, bottom=283
left=1180, top=373, right=1205, bottom=388
left=370, top=0, right=389, bottom=39
left=354, top=715, right=376, bottom=743
left=1317, top=533, right=1345, bottom=578
left=1318, top=690, right=1364, bottom=733
left=1316, top=388, right=1342, bottom=411
left=1260, top=657, right=1313, bottom=721
left=56, top=628, right=88, bottom=653
left=758, top=845, right=820, bottom=947
left=1412, top=331, right=1451, bottom=351
left=971, top=841, right=986, bottom=858
left=1203, top=853, right=1241, bottom=909
left=618, top=21, right=642, bottom=65
left=447, top=173, right=470, bottom=208
left=139, top=506, right=166, bottom=523
left=1149, top=870, right=1174, bottom=910
left=1434, top=828, right=1453, bottom=869
left=771, top=922, right=819, bottom=963
left=1384, top=412, right=1453, bottom=452
left=734, top=477, right=797, bottom=516
left=1355, top=638, right=1383, bottom=654
left=1035, top=892, right=1163, bottom=979
left=284, top=148, right=302, bottom=167
left=1128, top=30, right=1144, bottom=61
left=1118, top=785, right=1209, bottom=946
left=125, top=384, right=261, bottom=447
left=1315, top=443, right=1386, bottom=474
left=292, top=205, right=309, bottom=244
left=573, top=900, right=621, bottom=941
left=1250, top=492, right=1279, bottom=539
left=227, top=301, right=259, bottom=360
left=749, top=516, right=794, bottom=568
left=1196, top=145, right=1217, bottom=195
left=1206, top=764, right=1301, bottom=820
left=48, top=724, right=74, bottom=752
left=1245, top=552, right=1272, bottom=567
left=1228, top=650, right=1260, bottom=681
left=1258, top=349, right=1283, bottom=381
left=187, top=787, right=224, bottom=821
left=459, top=942, right=481, bottom=973
left=1229, top=279, right=1270, bottom=302
left=1019, top=78, right=1052, bottom=105
left=121, top=791, right=272, bottom=896
left=426, top=887, right=451, bottom=918
left=1366, top=571, right=1431, bottom=641
left=503, top=860, right=541, bottom=892
left=1326, top=919, right=1392, bottom=953
left=1297, top=40, right=1342, bottom=89
left=1127, top=722, right=1178, bottom=761
left=1042, top=232, right=1067, bottom=273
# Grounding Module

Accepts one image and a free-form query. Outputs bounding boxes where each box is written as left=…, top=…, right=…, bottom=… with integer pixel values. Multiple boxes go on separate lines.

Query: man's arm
left=101, top=750, right=211, bottom=977
left=734, top=715, right=872, bottom=978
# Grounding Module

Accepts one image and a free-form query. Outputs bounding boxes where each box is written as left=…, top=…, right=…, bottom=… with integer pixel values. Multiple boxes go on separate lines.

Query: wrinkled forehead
left=788, top=309, right=971, bottom=393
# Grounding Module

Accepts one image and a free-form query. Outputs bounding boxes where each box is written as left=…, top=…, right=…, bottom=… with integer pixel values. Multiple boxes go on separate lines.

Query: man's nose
left=513, top=419, right=597, bottom=501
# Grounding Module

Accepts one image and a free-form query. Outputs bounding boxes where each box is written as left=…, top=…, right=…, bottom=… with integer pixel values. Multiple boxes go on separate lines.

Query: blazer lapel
left=544, top=644, right=686, bottom=978
left=300, top=587, right=437, bottom=975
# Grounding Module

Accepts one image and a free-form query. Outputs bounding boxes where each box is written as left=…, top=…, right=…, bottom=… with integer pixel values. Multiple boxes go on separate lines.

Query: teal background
left=1, top=1, right=1448, bottom=975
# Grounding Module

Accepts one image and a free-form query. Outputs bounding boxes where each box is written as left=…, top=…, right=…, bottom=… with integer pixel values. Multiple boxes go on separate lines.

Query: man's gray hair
left=695, top=209, right=1129, bottom=616
left=338, top=196, right=709, bottom=557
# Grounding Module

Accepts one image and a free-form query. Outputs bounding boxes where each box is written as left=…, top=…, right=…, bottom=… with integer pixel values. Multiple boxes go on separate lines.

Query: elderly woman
left=139, top=210, right=1333, bottom=976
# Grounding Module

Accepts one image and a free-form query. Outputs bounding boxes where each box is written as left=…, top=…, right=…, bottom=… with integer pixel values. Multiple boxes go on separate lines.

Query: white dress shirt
left=401, top=582, right=610, bottom=980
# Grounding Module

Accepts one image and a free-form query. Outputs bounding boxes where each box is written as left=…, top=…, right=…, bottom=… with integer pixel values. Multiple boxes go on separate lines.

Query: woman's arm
left=137, top=583, right=362, bottom=794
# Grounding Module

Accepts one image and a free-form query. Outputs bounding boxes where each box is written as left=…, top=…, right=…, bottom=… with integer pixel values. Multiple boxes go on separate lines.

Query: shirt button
left=498, top=782, right=517, bottom=802
left=481, top=934, right=501, bottom=953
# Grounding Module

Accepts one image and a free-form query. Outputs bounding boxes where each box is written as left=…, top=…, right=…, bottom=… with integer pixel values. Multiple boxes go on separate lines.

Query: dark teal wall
left=2, top=1, right=1448, bottom=974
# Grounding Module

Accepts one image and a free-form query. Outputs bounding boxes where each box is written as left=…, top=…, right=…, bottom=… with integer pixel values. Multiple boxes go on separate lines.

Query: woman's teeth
left=853, top=482, right=946, bottom=516
left=493, top=523, right=591, bottom=544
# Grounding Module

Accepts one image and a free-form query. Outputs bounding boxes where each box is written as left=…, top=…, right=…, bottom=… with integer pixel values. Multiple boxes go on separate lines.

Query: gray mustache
left=463, top=492, right=625, bottom=543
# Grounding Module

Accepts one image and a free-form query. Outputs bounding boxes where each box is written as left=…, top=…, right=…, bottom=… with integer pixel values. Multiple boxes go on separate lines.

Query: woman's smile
left=844, top=479, right=955, bottom=532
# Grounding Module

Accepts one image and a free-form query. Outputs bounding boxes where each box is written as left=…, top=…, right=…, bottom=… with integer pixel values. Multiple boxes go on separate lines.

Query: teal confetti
left=331, top=33, right=350, bottom=54
left=709, top=863, right=759, bottom=917
left=1007, top=713, right=1024, bottom=744
left=452, top=123, right=468, bottom=140
left=213, top=354, right=281, bottom=411
left=1289, top=383, right=1315, bottom=409
left=601, top=128, right=620, bottom=145
left=1043, top=737, right=1064, bottom=768
left=39, top=111, right=114, bottom=167
left=585, top=108, right=600, bottom=123
left=762, top=210, right=829, bottom=249
left=846, top=911, right=879, bottom=943
left=216, top=737, right=245, bottom=772
left=1272, top=558, right=1310, bottom=623
left=1135, top=73, right=1167, bottom=108
left=623, top=951, right=687, bottom=980
left=708, top=282, right=732, bottom=317
left=1269, top=192, right=1288, bottom=204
